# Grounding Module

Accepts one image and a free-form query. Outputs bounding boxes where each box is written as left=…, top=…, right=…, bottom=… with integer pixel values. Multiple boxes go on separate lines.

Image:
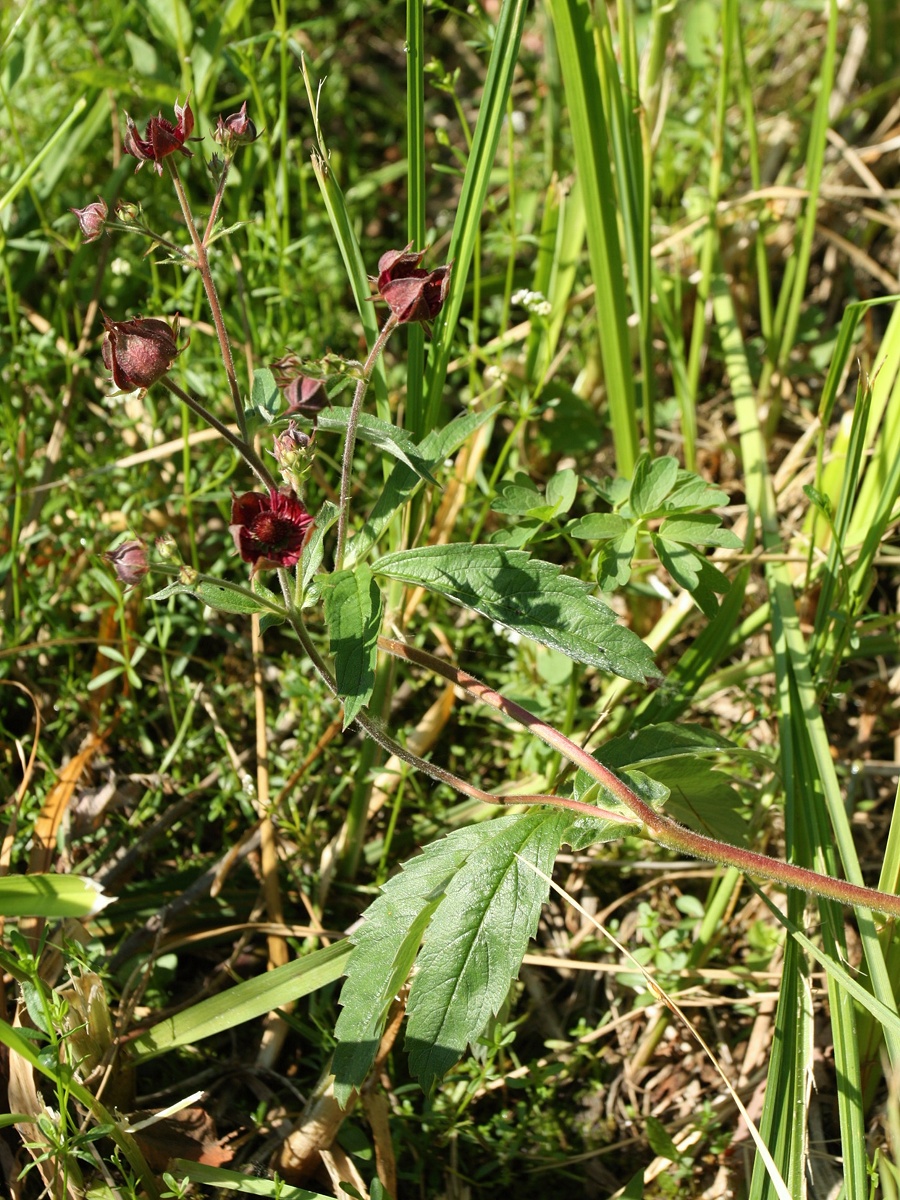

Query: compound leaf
left=374, top=544, right=657, bottom=682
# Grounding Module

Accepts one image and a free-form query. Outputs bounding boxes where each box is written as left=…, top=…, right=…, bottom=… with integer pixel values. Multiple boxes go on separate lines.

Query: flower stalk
left=377, top=636, right=900, bottom=920
left=334, top=314, right=398, bottom=570
left=165, top=156, right=247, bottom=441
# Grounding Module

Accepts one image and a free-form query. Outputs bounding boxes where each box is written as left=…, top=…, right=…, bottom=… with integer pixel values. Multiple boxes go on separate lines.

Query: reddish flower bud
left=107, top=539, right=149, bottom=587
left=374, top=245, right=452, bottom=325
left=270, top=354, right=331, bottom=418
left=376, top=244, right=426, bottom=290
left=214, top=102, right=259, bottom=151
left=124, top=98, right=194, bottom=174
left=230, top=488, right=314, bottom=570
left=70, top=198, right=108, bottom=243
left=102, top=314, right=184, bottom=391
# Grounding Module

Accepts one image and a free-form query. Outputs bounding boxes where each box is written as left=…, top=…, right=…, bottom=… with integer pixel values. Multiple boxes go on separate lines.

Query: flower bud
left=70, top=198, right=108, bottom=244
left=214, top=102, right=259, bottom=153
left=272, top=421, right=314, bottom=492
left=270, top=354, right=331, bottom=419
left=107, top=539, right=149, bottom=587
left=374, top=244, right=452, bottom=325
left=155, top=532, right=180, bottom=562
left=102, top=314, right=184, bottom=391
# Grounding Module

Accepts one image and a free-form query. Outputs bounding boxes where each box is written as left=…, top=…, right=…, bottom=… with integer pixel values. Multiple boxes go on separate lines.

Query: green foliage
left=375, top=544, right=659, bottom=681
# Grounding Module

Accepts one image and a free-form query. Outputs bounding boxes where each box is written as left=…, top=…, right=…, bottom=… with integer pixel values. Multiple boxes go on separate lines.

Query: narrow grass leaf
left=545, top=0, right=637, bottom=471
left=423, top=0, right=529, bottom=433
left=132, top=942, right=350, bottom=1060
left=0, top=875, right=113, bottom=919
left=168, top=1162, right=329, bottom=1198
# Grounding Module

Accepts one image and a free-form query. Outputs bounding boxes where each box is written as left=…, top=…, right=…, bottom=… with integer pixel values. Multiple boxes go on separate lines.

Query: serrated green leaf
left=323, top=566, right=382, bottom=728
left=148, top=580, right=271, bottom=619
left=491, top=475, right=542, bottom=516
left=301, top=501, right=340, bottom=598
left=489, top=519, right=544, bottom=549
left=545, top=468, right=578, bottom=514
left=374, top=545, right=657, bottom=682
left=630, top=453, right=679, bottom=516
left=598, top=722, right=756, bottom=845
left=567, top=512, right=631, bottom=541
left=654, top=537, right=728, bottom=618
left=333, top=825, right=489, bottom=1103
left=662, top=473, right=730, bottom=512
left=405, top=810, right=572, bottom=1091
left=345, top=407, right=499, bottom=566
left=659, top=514, right=742, bottom=549
left=596, top=524, right=638, bottom=591
left=315, top=410, right=439, bottom=485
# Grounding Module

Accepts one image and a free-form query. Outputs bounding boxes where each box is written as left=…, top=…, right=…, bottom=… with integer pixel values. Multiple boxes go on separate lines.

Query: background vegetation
left=4, top=0, right=900, bottom=1196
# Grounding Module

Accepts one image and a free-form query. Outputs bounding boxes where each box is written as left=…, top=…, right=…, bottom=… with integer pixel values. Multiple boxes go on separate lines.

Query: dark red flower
left=124, top=98, right=194, bottom=174
left=374, top=244, right=452, bottom=324
left=107, top=539, right=149, bottom=587
left=214, top=102, right=259, bottom=151
left=230, top=489, right=314, bottom=570
left=102, top=314, right=184, bottom=391
left=70, top=198, right=107, bottom=243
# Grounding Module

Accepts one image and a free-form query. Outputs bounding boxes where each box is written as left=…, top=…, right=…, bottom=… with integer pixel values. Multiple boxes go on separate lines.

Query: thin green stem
left=334, top=315, right=399, bottom=570
left=157, top=378, right=278, bottom=491
left=165, top=157, right=247, bottom=441
left=379, top=637, right=900, bottom=919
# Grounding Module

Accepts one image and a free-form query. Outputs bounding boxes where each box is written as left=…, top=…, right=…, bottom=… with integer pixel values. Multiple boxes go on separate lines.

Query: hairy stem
left=334, top=315, right=399, bottom=571
left=166, top=157, right=247, bottom=441
left=378, top=636, right=900, bottom=919
left=159, top=378, right=278, bottom=492
left=273, top=580, right=627, bottom=822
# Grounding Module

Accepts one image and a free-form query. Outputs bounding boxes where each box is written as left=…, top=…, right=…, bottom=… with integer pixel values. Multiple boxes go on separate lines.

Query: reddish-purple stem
left=378, top=636, right=900, bottom=919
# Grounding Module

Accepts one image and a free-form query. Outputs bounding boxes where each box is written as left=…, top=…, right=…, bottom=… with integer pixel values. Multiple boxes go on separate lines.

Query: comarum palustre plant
left=70, top=93, right=900, bottom=1108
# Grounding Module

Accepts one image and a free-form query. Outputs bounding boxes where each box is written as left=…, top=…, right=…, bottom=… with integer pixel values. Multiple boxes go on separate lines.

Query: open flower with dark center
left=70, top=198, right=108, bottom=243
left=230, top=488, right=314, bottom=570
left=107, top=539, right=149, bottom=587
left=124, top=98, right=194, bottom=174
left=102, top=314, right=184, bottom=391
left=374, top=244, right=452, bottom=325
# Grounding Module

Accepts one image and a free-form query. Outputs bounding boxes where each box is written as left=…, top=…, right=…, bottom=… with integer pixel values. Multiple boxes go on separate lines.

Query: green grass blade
left=405, top=0, right=427, bottom=438
left=422, top=0, right=530, bottom=435
left=132, top=941, right=350, bottom=1060
left=543, top=0, right=638, bottom=472
left=301, top=57, right=389, bottom=418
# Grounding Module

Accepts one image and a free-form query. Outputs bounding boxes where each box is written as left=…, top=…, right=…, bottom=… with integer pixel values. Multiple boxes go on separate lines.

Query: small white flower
left=110, top=257, right=131, bottom=276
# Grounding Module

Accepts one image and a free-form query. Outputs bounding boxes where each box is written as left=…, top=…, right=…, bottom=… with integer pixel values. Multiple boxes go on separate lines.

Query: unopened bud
left=106, top=539, right=149, bottom=587
left=70, top=198, right=108, bottom=244
left=214, top=102, right=259, bottom=153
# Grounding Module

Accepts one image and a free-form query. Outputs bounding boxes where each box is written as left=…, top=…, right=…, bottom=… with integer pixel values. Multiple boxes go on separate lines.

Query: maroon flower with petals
left=374, top=244, right=452, bottom=325
left=102, top=314, right=184, bottom=391
left=124, top=98, right=194, bottom=174
left=70, top=198, right=108, bottom=243
left=230, top=489, right=314, bottom=570
left=107, top=539, right=149, bottom=587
